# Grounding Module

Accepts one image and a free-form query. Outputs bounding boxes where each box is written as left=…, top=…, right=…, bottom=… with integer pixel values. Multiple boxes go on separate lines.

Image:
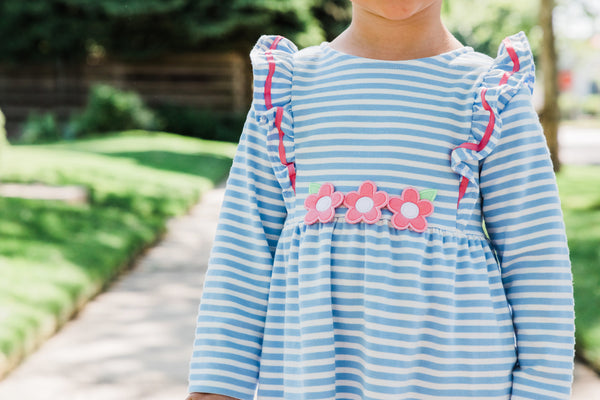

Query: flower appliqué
left=304, top=182, right=344, bottom=224
left=344, top=181, right=389, bottom=224
left=388, top=187, right=435, bottom=233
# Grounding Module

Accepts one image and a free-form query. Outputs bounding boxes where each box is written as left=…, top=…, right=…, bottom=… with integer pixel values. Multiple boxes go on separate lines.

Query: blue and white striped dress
left=188, top=32, right=575, bottom=400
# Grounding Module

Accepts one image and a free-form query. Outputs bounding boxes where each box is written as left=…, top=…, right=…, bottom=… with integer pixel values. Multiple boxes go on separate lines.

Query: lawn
left=0, top=133, right=599, bottom=377
left=0, top=131, right=236, bottom=376
left=556, top=165, right=600, bottom=371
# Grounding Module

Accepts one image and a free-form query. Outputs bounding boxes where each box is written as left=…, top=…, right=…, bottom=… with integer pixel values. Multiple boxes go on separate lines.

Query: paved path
left=572, top=361, right=600, bottom=400
left=1, top=126, right=599, bottom=399
left=0, top=184, right=226, bottom=400
left=559, top=125, right=600, bottom=165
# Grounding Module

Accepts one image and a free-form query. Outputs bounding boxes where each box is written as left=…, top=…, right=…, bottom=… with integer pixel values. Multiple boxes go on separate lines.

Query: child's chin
left=355, top=0, right=438, bottom=22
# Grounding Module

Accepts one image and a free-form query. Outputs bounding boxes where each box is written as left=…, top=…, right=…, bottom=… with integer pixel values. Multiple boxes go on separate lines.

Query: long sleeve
left=479, top=85, right=575, bottom=399
left=188, top=34, right=297, bottom=399
left=187, top=107, right=288, bottom=400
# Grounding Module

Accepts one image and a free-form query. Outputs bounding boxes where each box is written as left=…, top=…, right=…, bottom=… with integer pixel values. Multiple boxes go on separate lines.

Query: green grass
left=0, top=131, right=236, bottom=372
left=556, top=165, right=600, bottom=370
left=1, top=133, right=600, bottom=374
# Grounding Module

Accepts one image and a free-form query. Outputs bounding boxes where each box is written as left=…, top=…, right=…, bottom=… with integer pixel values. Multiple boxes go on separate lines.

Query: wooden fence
left=0, top=52, right=250, bottom=138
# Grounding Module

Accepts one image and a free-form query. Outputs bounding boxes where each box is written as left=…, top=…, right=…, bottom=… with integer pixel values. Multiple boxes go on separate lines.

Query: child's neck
left=329, top=3, right=463, bottom=61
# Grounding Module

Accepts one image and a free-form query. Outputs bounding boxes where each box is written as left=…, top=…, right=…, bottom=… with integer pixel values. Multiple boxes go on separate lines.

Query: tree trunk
left=539, top=0, right=561, bottom=172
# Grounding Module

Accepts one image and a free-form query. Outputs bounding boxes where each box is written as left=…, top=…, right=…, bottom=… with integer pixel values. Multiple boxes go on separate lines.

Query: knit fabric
left=188, top=32, right=575, bottom=400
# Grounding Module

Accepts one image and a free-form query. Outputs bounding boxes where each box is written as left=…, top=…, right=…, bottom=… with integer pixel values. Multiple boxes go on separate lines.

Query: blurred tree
left=443, top=0, right=566, bottom=170
left=0, top=0, right=328, bottom=64
left=442, top=0, right=541, bottom=57
left=311, top=0, right=352, bottom=42
left=539, top=0, right=561, bottom=172
left=0, top=108, right=6, bottom=147
left=96, top=0, right=324, bottom=55
left=0, top=1, right=103, bottom=64
left=0, top=108, right=6, bottom=179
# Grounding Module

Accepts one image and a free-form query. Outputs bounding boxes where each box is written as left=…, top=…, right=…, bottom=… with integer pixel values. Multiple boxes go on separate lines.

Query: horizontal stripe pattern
left=189, top=32, right=574, bottom=400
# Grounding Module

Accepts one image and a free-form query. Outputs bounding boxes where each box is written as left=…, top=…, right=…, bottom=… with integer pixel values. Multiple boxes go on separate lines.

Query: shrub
left=19, top=112, right=61, bottom=144
left=71, top=84, right=158, bottom=137
left=154, top=103, right=245, bottom=143
left=558, top=93, right=580, bottom=120
left=0, top=108, right=6, bottom=145
left=582, top=94, right=600, bottom=117
left=0, top=108, right=6, bottom=172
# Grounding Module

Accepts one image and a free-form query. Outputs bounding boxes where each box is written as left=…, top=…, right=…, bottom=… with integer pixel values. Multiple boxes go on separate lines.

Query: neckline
left=320, top=42, right=474, bottom=63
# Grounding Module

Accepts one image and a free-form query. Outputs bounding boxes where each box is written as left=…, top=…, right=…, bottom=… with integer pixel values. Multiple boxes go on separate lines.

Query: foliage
left=0, top=109, right=6, bottom=176
left=0, top=108, right=6, bottom=149
left=0, top=131, right=236, bottom=369
left=442, top=0, right=541, bottom=58
left=19, top=112, right=61, bottom=144
left=154, top=103, right=246, bottom=143
left=558, top=93, right=581, bottom=120
left=0, top=0, right=329, bottom=63
left=71, top=84, right=158, bottom=137
left=561, top=93, right=600, bottom=119
left=556, top=165, right=600, bottom=371
left=310, top=0, right=352, bottom=42
left=0, top=0, right=556, bottom=64
left=581, top=94, right=600, bottom=116
left=0, top=1, right=100, bottom=64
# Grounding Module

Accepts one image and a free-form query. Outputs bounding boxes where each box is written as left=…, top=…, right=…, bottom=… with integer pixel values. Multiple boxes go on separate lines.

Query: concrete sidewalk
left=0, top=183, right=598, bottom=399
left=0, top=185, right=227, bottom=400
left=559, top=125, right=600, bottom=165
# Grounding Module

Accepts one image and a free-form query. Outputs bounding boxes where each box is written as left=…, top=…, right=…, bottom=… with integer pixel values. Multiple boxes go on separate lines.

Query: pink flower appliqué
left=387, top=187, right=434, bottom=233
left=304, top=183, right=344, bottom=224
left=344, top=181, right=389, bottom=224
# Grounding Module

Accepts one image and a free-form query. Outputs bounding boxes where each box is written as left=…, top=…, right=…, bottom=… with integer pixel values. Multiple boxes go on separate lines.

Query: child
left=186, top=1, right=575, bottom=399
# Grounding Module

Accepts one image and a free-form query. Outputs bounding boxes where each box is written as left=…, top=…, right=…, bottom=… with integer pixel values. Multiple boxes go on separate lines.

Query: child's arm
left=186, top=34, right=296, bottom=400
left=186, top=107, right=287, bottom=400
left=479, top=85, right=575, bottom=400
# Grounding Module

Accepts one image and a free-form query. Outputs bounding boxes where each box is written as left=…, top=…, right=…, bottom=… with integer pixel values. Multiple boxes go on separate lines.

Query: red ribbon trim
left=455, top=37, right=520, bottom=208
left=264, top=36, right=283, bottom=110
left=264, top=37, right=296, bottom=193
left=275, top=106, right=296, bottom=192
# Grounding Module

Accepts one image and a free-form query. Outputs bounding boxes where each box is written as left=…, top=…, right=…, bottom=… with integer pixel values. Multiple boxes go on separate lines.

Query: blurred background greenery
left=0, top=0, right=599, bottom=146
left=0, top=0, right=599, bottom=382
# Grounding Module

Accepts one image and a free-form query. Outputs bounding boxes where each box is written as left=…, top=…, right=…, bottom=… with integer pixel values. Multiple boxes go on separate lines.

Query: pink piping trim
left=275, top=107, right=296, bottom=191
left=264, top=36, right=283, bottom=110
left=457, top=176, right=470, bottom=205
left=500, top=38, right=520, bottom=85
left=263, top=36, right=296, bottom=193
left=275, top=107, right=286, bottom=165
left=457, top=88, right=495, bottom=153
left=455, top=37, right=519, bottom=207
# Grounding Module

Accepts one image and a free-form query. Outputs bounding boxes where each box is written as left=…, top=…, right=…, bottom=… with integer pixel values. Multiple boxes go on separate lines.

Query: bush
left=19, top=112, right=61, bottom=144
left=582, top=95, right=600, bottom=117
left=559, top=93, right=580, bottom=120
left=71, top=84, right=158, bottom=137
left=0, top=108, right=6, bottom=171
left=154, top=103, right=245, bottom=143
left=0, top=108, right=6, bottom=145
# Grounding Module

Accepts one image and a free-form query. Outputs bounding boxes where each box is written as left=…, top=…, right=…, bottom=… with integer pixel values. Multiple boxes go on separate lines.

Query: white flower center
left=401, top=202, right=420, bottom=219
left=316, top=196, right=332, bottom=212
left=355, top=196, right=374, bottom=213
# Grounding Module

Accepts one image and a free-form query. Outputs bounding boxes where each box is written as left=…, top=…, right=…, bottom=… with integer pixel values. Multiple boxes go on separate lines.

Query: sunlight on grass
left=0, top=131, right=237, bottom=371
left=557, top=165, right=600, bottom=370
left=2, top=132, right=599, bottom=374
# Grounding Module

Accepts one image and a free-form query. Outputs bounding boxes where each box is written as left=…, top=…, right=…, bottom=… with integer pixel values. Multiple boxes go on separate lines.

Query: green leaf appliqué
left=419, top=189, right=437, bottom=202
left=309, top=182, right=321, bottom=194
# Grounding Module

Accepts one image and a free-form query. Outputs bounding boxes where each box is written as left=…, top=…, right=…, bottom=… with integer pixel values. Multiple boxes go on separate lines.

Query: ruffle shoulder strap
left=249, top=35, right=298, bottom=201
left=450, top=32, right=536, bottom=214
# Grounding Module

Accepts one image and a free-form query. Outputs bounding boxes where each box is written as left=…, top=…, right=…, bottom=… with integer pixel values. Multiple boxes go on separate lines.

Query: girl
left=186, top=1, right=575, bottom=399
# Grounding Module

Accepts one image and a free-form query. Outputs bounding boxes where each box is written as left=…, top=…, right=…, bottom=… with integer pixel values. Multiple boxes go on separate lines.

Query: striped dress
left=188, top=32, right=575, bottom=400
